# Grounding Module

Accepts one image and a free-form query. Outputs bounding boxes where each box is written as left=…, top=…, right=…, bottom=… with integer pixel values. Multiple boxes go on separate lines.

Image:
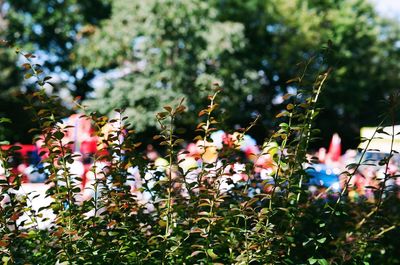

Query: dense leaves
left=0, top=58, right=399, bottom=264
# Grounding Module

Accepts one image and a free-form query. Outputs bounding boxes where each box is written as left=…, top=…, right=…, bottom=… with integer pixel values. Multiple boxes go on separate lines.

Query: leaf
left=206, top=249, right=218, bottom=260
left=10, top=212, right=20, bottom=221
left=286, top=77, right=300, bottom=83
left=308, top=257, right=318, bottom=264
left=286, top=103, right=294, bottom=110
left=376, top=128, right=390, bottom=135
left=24, top=53, right=34, bottom=58
left=346, top=163, right=358, bottom=170
left=153, top=135, right=163, bottom=140
left=317, top=259, right=329, bottom=265
left=198, top=211, right=209, bottom=216
left=24, top=73, right=33, bottom=79
left=279, top=123, right=289, bottom=129
left=158, top=220, right=166, bottom=227
left=175, top=105, right=186, bottom=113
left=22, top=63, right=31, bottom=70
left=163, top=106, right=172, bottom=113
left=276, top=111, right=289, bottom=118
left=193, top=135, right=203, bottom=141
left=198, top=109, right=208, bottom=117
left=107, top=220, right=117, bottom=227
left=190, top=251, right=202, bottom=257
left=282, top=93, right=294, bottom=100
left=174, top=139, right=184, bottom=145
left=54, top=131, right=65, bottom=140
left=0, top=118, right=11, bottom=124
left=17, top=233, right=29, bottom=238
left=299, top=103, right=309, bottom=108
left=2, top=256, right=10, bottom=265
left=156, top=112, right=168, bottom=119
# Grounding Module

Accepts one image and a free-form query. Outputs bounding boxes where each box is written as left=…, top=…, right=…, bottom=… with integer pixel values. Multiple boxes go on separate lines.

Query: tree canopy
left=1, top=0, right=400, bottom=147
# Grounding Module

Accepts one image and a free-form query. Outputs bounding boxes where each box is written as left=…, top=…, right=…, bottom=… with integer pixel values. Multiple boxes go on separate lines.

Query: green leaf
left=2, top=256, right=10, bottom=265
left=0, top=118, right=11, bottom=124
left=308, top=257, right=317, bottom=264
left=317, top=259, right=329, bottom=265
left=206, top=249, right=218, bottom=260
left=279, top=123, right=289, bottom=129
left=54, top=131, right=65, bottom=140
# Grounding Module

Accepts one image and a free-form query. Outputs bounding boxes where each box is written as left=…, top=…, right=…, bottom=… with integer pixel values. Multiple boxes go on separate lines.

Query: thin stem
left=296, top=70, right=330, bottom=203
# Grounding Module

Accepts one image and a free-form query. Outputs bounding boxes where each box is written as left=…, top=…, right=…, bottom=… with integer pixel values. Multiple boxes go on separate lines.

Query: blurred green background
left=1, top=0, right=399, bottom=149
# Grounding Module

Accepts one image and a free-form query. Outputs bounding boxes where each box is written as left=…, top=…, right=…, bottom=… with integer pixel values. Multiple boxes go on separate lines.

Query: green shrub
left=0, top=51, right=398, bottom=265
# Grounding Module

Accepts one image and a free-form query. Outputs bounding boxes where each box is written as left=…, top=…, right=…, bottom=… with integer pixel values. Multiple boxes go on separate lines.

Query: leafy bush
left=0, top=51, right=398, bottom=265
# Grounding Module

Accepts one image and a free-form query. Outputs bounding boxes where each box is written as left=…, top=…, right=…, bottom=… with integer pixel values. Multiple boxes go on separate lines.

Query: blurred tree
left=4, top=0, right=111, bottom=97
left=213, top=0, right=400, bottom=148
left=74, top=0, right=251, bottom=132
left=74, top=0, right=400, bottom=148
left=0, top=2, right=33, bottom=143
left=1, top=0, right=400, bottom=147
left=0, top=0, right=111, bottom=142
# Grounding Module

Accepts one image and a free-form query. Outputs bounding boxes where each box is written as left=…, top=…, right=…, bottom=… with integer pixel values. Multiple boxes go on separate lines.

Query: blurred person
left=146, top=144, right=159, bottom=161
left=378, top=156, right=400, bottom=198
left=219, top=162, right=249, bottom=193
left=351, top=166, right=378, bottom=202
left=254, top=143, right=278, bottom=193
left=178, top=150, right=199, bottom=185
left=326, top=133, right=342, bottom=165
left=196, top=140, right=218, bottom=164
left=317, top=147, right=327, bottom=163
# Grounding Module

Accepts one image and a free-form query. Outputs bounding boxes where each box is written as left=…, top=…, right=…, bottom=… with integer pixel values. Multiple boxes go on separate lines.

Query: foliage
left=0, top=52, right=398, bottom=264
left=0, top=0, right=111, bottom=143
left=209, top=0, right=400, bottom=148
left=73, top=0, right=248, bottom=132
left=0, top=39, right=36, bottom=143
left=74, top=0, right=400, bottom=147
left=2, top=0, right=400, bottom=147
left=5, top=0, right=111, bottom=70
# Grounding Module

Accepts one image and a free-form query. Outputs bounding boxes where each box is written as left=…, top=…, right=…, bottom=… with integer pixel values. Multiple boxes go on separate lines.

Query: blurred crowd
left=308, top=133, right=400, bottom=202
left=1, top=131, right=400, bottom=210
